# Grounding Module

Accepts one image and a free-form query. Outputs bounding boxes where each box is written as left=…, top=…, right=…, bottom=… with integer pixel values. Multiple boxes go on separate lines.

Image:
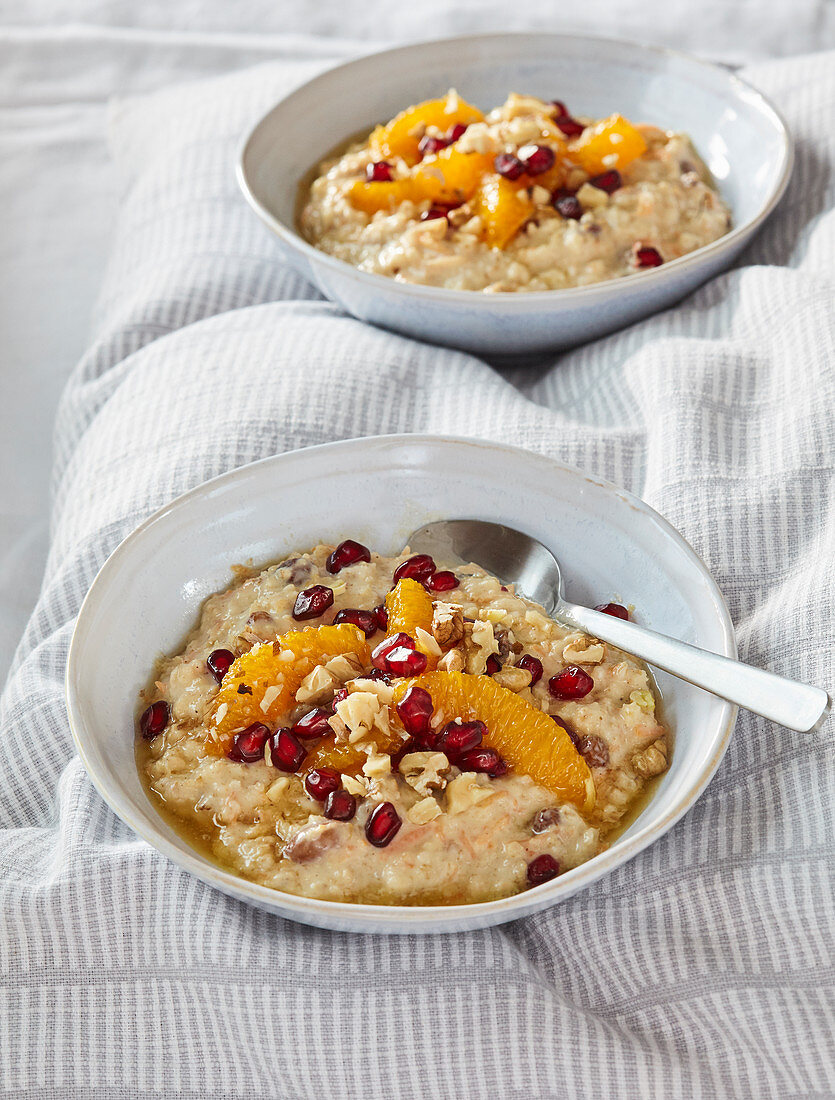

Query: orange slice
left=395, top=671, right=594, bottom=808
left=370, top=94, right=485, bottom=166
left=473, top=173, right=534, bottom=249
left=386, top=578, right=438, bottom=668
left=568, top=114, right=647, bottom=175
left=413, top=147, right=495, bottom=205
left=207, top=623, right=370, bottom=751
left=305, top=728, right=397, bottom=778
left=346, top=178, right=422, bottom=215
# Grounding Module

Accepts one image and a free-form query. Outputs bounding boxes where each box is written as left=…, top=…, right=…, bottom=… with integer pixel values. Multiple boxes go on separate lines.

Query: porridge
left=137, top=541, right=669, bottom=906
left=299, top=91, right=731, bottom=292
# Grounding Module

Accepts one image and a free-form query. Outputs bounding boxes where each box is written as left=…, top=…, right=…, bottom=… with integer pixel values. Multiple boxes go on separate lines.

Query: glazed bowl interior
left=66, top=436, right=736, bottom=934
left=242, top=32, right=787, bottom=271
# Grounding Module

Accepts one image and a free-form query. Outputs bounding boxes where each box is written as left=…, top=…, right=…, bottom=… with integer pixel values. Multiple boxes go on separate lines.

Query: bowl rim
left=237, top=30, right=794, bottom=307
left=66, top=434, right=738, bottom=930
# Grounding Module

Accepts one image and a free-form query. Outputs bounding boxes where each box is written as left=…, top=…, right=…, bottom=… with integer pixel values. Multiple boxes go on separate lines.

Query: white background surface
left=2, top=0, right=835, bottom=679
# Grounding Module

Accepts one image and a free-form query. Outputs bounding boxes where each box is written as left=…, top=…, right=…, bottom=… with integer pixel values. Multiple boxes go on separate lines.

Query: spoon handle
left=558, top=603, right=830, bottom=732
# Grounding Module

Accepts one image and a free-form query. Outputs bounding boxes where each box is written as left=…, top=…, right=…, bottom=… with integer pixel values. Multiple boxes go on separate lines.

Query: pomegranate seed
left=139, top=700, right=169, bottom=740
left=589, top=170, right=621, bottom=194
left=304, top=768, right=341, bottom=800
left=293, top=585, right=334, bottom=621
left=333, top=608, right=378, bottom=636
left=554, top=193, right=582, bottom=220
left=517, top=654, right=543, bottom=685
left=527, top=854, right=560, bottom=886
left=458, top=746, right=507, bottom=777
left=635, top=246, right=663, bottom=268
left=550, top=100, right=569, bottom=116
left=325, top=789, right=357, bottom=821
left=548, top=666, right=594, bottom=700
left=554, top=114, right=584, bottom=137
left=269, top=727, right=306, bottom=772
left=421, top=206, right=451, bottom=222
left=576, top=735, right=610, bottom=769
left=229, top=722, right=270, bottom=763
left=365, top=161, right=393, bottom=182
left=518, top=143, right=555, bottom=176
left=426, top=570, right=459, bottom=592
left=418, top=134, right=448, bottom=158
left=396, top=686, right=434, bottom=735
left=372, top=632, right=415, bottom=669
left=291, top=707, right=332, bottom=741
left=485, top=654, right=502, bottom=675
left=393, top=554, right=436, bottom=585
left=447, top=122, right=468, bottom=142
left=438, top=719, right=485, bottom=760
left=326, top=539, right=371, bottom=574
left=385, top=647, right=427, bottom=677
left=494, top=153, right=525, bottom=180
left=332, top=688, right=349, bottom=705
left=207, top=648, right=235, bottom=683
left=374, top=603, right=388, bottom=631
left=595, top=602, right=629, bottom=620
left=366, top=668, right=394, bottom=684
left=365, top=802, right=402, bottom=847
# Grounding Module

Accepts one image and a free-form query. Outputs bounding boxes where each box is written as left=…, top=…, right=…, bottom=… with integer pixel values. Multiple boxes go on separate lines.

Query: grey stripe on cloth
left=1, top=49, right=834, bottom=1100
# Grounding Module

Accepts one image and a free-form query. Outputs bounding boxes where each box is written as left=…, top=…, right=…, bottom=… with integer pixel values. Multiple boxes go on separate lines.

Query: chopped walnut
left=446, top=773, right=497, bottom=815
left=465, top=619, right=499, bottom=674
left=437, top=647, right=466, bottom=673
left=492, top=667, right=533, bottom=692
left=341, top=774, right=369, bottom=798
left=324, top=652, right=366, bottom=682
left=346, top=678, right=395, bottom=706
left=335, top=691, right=381, bottom=743
left=577, top=181, right=609, bottom=209
left=362, top=752, right=392, bottom=780
left=295, top=665, right=340, bottom=705
left=265, top=776, right=291, bottom=805
left=398, top=751, right=450, bottom=796
left=407, top=797, right=442, bottom=825
left=432, top=602, right=465, bottom=648
left=562, top=635, right=606, bottom=665
left=631, top=738, right=668, bottom=779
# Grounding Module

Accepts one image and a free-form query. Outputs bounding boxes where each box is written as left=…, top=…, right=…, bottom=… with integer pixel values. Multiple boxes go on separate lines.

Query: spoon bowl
left=410, top=518, right=830, bottom=733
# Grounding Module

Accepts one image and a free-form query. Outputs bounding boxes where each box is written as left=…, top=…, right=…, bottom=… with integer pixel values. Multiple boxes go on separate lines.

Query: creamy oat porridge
left=299, top=91, right=731, bottom=292
left=137, top=540, right=670, bottom=906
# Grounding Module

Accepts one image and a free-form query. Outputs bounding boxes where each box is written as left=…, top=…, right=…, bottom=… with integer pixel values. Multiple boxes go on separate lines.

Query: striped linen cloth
left=1, top=50, right=834, bottom=1098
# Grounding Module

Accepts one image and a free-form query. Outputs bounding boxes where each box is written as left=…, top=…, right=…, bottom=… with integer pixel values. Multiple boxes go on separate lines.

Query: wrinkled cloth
left=1, top=49, right=834, bottom=1099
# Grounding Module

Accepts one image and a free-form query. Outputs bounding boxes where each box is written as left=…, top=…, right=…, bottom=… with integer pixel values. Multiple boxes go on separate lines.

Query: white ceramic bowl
left=66, top=436, right=736, bottom=934
left=238, top=33, right=792, bottom=356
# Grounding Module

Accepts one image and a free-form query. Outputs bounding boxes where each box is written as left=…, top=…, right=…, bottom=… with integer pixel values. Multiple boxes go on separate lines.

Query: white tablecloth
left=0, top=34, right=832, bottom=1096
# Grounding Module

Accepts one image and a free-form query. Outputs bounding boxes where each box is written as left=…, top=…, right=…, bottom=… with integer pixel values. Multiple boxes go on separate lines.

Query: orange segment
left=347, top=178, right=422, bottom=215
left=568, top=114, right=647, bottom=175
left=413, top=147, right=495, bottom=205
left=370, top=93, right=485, bottom=166
left=396, top=672, right=594, bottom=808
left=208, top=623, right=370, bottom=751
left=386, top=578, right=438, bottom=667
left=305, top=729, right=396, bottom=778
left=473, top=173, right=534, bottom=249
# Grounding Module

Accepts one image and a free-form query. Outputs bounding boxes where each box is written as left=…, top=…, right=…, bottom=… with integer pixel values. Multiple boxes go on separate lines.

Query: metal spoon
left=408, top=519, right=830, bottom=733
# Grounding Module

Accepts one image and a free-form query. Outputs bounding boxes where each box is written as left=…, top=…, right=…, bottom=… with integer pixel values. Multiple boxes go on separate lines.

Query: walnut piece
left=492, top=667, right=533, bottom=692
left=399, top=751, right=450, bottom=796
left=631, top=738, right=668, bottom=779
left=324, top=652, right=366, bottom=682
left=446, top=774, right=496, bottom=815
left=335, top=691, right=381, bottom=743
left=407, top=797, right=442, bottom=825
left=295, top=665, right=340, bottom=705
left=432, top=602, right=465, bottom=648
left=562, top=635, right=606, bottom=665
left=465, top=619, right=499, bottom=674
left=437, top=648, right=465, bottom=673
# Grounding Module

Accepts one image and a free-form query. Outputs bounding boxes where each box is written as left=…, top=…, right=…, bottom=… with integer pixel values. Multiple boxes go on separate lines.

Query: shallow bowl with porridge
left=299, top=90, right=732, bottom=293
left=138, top=540, right=670, bottom=906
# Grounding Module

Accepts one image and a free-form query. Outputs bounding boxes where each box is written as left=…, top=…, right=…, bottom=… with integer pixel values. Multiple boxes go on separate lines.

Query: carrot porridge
left=298, top=91, right=731, bottom=292
left=137, top=541, right=669, bottom=906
